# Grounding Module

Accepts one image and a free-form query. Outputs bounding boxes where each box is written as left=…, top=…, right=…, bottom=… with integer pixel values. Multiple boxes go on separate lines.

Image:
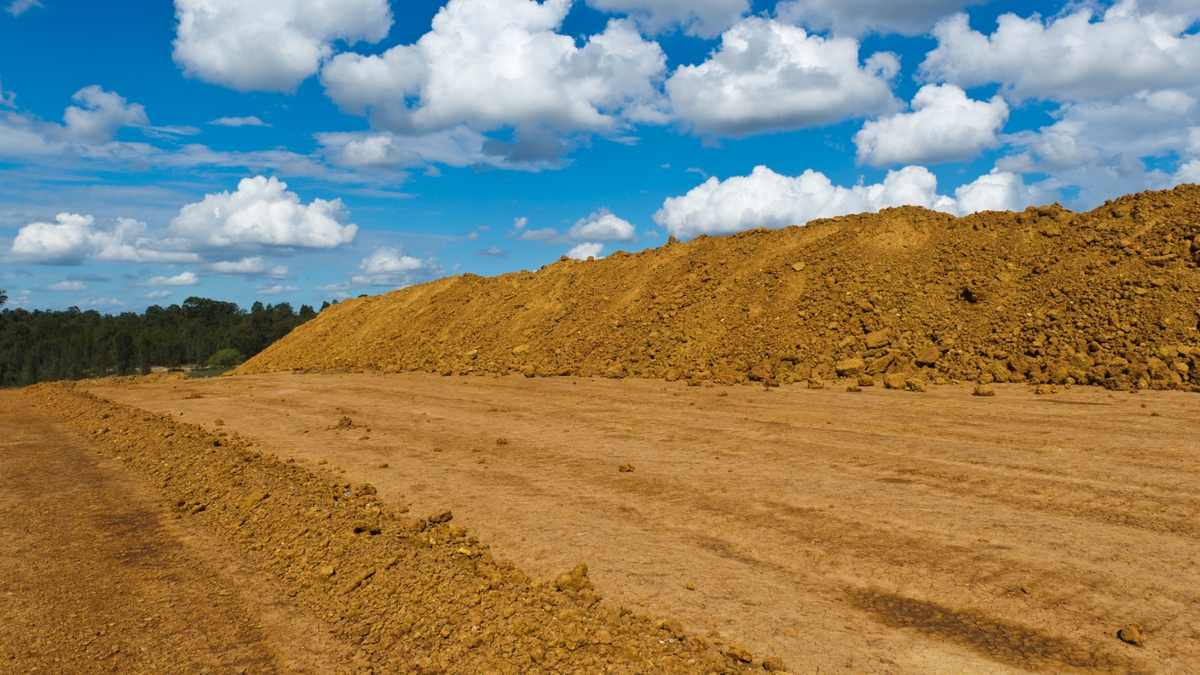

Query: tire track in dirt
left=86, top=372, right=1200, bottom=674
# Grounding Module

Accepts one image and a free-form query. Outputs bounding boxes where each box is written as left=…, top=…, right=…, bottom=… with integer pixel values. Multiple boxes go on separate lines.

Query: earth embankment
left=238, top=185, right=1200, bottom=391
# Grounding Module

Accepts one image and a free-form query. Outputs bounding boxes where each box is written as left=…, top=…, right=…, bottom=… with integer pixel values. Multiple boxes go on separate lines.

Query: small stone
left=496, top=437, right=509, bottom=446
left=906, top=377, right=927, bottom=393
left=1117, top=623, right=1144, bottom=646
left=973, top=384, right=996, bottom=397
left=835, top=358, right=866, bottom=377
left=317, top=565, right=335, bottom=579
left=726, top=644, right=753, bottom=663
left=554, top=563, right=594, bottom=593
left=685, top=582, right=695, bottom=590
left=807, top=376, right=825, bottom=389
left=618, top=463, right=634, bottom=473
left=914, top=347, right=941, bottom=367
left=791, top=262, right=806, bottom=271
left=846, top=386, right=862, bottom=392
left=214, top=419, right=224, bottom=426
left=883, top=373, right=907, bottom=390
left=379, top=463, right=389, bottom=468
left=858, top=375, right=875, bottom=387
left=865, top=329, right=891, bottom=349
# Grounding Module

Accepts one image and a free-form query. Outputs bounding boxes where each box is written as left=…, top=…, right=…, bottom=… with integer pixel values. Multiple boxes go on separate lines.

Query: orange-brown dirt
left=19, top=382, right=761, bottom=675
left=83, top=370, right=1200, bottom=674
left=237, top=185, right=1200, bottom=393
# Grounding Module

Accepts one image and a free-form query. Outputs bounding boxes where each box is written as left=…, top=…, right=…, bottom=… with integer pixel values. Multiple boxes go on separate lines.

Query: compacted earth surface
left=66, top=370, right=1200, bottom=674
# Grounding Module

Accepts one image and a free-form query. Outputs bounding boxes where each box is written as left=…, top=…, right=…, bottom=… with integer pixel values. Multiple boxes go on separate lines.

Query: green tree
left=207, top=348, right=244, bottom=368
left=0, top=289, right=7, bottom=307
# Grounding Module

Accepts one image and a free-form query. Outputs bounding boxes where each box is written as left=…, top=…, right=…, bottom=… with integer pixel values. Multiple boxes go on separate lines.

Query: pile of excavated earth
left=238, top=185, right=1200, bottom=393
left=27, top=383, right=764, bottom=674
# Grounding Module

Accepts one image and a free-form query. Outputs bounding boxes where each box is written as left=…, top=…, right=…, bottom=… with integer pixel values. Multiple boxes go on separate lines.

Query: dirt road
left=85, top=373, right=1200, bottom=674
left=0, top=390, right=350, bottom=674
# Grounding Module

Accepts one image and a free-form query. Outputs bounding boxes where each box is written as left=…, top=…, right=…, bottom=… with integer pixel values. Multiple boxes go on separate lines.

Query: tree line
left=0, top=289, right=327, bottom=387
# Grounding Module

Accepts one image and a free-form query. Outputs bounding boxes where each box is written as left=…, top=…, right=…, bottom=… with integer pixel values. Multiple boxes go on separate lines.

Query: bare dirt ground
left=83, top=372, right=1200, bottom=674
left=0, top=390, right=353, bottom=674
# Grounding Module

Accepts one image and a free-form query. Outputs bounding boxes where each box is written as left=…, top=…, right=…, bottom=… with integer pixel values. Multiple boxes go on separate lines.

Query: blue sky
left=2, top=0, right=1198, bottom=312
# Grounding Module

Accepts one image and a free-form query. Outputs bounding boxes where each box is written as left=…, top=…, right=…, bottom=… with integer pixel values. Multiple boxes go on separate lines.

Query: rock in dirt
left=906, top=377, right=928, bottom=393
left=555, top=563, right=594, bottom=593
left=835, top=358, right=866, bottom=377
left=973, top=384, right=996, bottom=397
left=865, top=330, right=891, bottom=350
left=807, top=376, right=825, bottom=389
left=618, top=463, right=634, bottom=473
left=1118, top=623, right=1144, bottom=646
left=914, top=347, right=941, bottom=367
left=726, top=644, right=753, bottom=663
left=883, top=374, right=908, bottom=390
left=858, top=375, right=875, bottom=387
left=428, top=509, right=453, bottom=524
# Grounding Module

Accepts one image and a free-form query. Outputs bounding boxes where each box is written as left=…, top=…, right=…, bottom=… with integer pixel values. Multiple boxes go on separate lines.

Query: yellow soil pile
left=29, top=383, right=765, bottom=674
left=239, top=185, right=1200, bottom=392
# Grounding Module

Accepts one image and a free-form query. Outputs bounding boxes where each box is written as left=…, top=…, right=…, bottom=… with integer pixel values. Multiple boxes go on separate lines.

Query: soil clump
left=238, top=186, right=1200, bottom=392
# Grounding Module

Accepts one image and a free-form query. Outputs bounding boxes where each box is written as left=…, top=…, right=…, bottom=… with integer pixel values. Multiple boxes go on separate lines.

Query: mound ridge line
left=238, top=185, right=1200, bottom=392
left=28, top=383, right=766, bottom=675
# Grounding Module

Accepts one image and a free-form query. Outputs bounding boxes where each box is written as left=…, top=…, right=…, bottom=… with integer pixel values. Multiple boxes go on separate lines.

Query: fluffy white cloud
left=144, top=272, right=201, bottom=287
left=209, top=116, right=270, bottom=127
left=665, top=18, right=899, bottom=137
left=8, top=213, right=200, bottom=264
left=854, top=84, right=1008, bottom=166
left=167, top=176, right=357, bottom=251
left=566, top=242, right=605, bottom=259
left=584, top=0, right=747, bottom=37
left=650, top=164, right=1049, bottom=238
left=776, top=0, right=986, bottom=37
left=349, top=247, right=440, bottom=287
left=952, top=169, right=1049, bottom=214
left=172, top=0, right=393, bottom=92
left=209, top=256, right=292, bottom=279
left=920, top=4, right=1200, bottom=103
left=60, top=86, right=148, bottom=143
left=255, top=283, right=300, bottom=295
left=316, top=127, right=543, bottom=170
left=321, top=0, right=668, bottom=141
left=564, top=208, right=637, bottom=242
left=141, top=290, right=173, bottom=300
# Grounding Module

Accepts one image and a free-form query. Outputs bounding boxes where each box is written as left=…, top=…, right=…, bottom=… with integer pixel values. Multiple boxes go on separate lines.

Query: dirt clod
left=1118, top=623, right=1144, bottom=646
left=973, top=384, right=996, bottom=397
left=762, top=655, right=787, bottom=672
left=884, top=374, right=907, bottom=390
left=618, top=463, right=634, bottom=473
left=727, top=644, right=753, bottom=663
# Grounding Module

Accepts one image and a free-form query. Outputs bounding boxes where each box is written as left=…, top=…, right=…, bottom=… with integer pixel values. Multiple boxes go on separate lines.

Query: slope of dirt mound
left=238, top=185, right=1200, bottom=391
left=26, top=382, right=761, bottom=675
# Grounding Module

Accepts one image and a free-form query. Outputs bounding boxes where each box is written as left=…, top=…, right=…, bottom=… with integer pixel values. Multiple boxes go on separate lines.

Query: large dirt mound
left=239, top=185, right=1200, bottom=391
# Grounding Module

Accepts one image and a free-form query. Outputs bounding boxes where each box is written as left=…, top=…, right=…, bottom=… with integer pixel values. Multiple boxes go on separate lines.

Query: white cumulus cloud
left=664, top=17, right=899, bottom=137
left=173, top=0, right=393, bottom=92
left=167, top=176, right=357, bottom=251
left=320, top=0, right=668, bottom=142
left=585, top=0, right=747, bottom=37
left=8, top=213, right=200, bottom=265
left=141, top=290, right=174, bottom=300
left=350, top=247, right=441, bottom=287
left=60, top=86, right=149, bottom=143
left=564, top=208, right=637, bottom=242
left=5, top=0, right=42, bottom=18
left=854, top=84, right=1008, bottom=166
left=143, top=272, right=201, bottom=287
left=920, top=4, right=1200, bottom=103
left=566, top=242, right=605, bottom=259
left=652, top=165, right=1050, bottom=238
left=776, top=0, right=988, bottom=37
